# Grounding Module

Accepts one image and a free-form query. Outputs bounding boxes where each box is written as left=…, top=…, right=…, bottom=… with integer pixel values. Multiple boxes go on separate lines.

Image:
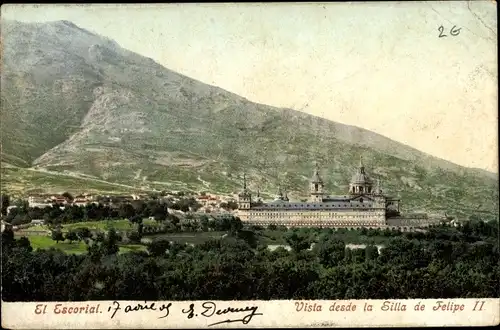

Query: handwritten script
left=438, top=25, right=461, bottom=38
left=108, top=301, right=173, bottom=319
left=104, top=300, right=263, bottom=326
left=183, top=301, right=263, bottom=327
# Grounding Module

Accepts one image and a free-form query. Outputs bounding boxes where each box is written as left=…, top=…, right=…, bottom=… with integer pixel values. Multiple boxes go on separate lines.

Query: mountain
left=1, top=20, right=498, bottom=220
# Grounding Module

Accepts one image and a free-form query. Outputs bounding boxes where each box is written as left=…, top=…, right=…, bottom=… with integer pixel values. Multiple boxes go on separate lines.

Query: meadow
left=24, top=234, right=147, bottom=254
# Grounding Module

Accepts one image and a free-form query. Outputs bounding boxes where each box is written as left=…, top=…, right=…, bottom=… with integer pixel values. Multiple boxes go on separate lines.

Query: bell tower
left=237, top=173, right=252, bottom=210
left=309, top=162, right=325, bottom=202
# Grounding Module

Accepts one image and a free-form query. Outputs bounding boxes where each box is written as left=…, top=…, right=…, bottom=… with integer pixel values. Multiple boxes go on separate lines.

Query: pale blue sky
left=2, top=2, right=498, bottom=172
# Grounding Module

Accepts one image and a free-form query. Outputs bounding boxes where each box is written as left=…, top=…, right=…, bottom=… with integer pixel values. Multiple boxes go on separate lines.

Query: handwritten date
left=108, top=301, right=172, bottom=319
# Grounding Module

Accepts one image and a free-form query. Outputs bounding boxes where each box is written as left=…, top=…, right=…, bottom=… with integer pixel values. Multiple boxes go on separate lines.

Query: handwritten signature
left=200, top=301, right=263, bottom=327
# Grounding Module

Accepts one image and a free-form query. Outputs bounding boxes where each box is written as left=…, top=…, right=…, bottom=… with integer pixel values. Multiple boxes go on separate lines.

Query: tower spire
left=374, top=178, right=382, bottom=194
left=359, top=156, right=365, bottom=174
left=243, top=173, right=247, bottom=190
left=311, top=161, right=323, bottom=183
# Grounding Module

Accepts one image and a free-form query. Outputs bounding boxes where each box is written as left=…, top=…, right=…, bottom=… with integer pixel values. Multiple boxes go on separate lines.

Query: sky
left=2, top=2, right=498, bottom=173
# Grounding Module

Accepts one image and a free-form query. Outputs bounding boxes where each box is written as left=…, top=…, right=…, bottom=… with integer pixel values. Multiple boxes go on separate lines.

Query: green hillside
left=1, top=164, right=148, bottom=199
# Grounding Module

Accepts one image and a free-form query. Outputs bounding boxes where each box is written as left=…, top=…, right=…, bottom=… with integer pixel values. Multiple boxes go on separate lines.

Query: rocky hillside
left=1, top=20, right=498, bottom=219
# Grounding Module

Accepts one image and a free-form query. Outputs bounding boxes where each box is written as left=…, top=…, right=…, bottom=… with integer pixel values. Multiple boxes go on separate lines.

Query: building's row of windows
left=247, top=212, right=384, bottom=218
left=248, top=210, right=382, bottom=216
left=247, top=220, right=385, bottom=226
left=256, top=203, right=378, bottom=209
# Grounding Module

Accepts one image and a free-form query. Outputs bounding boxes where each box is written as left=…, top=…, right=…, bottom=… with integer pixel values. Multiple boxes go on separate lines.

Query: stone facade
left=236, top=160, right=435, bottom=229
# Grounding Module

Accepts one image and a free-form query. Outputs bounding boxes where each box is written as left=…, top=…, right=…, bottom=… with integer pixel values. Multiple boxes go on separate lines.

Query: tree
left=200, top=215, right=209, bottom=232
left=169, top=242, right=185, bottom=256
left=131, top=200, right=147, bottom=217
left=229, top=217, right=243, bottom=234
left=169, top=214, right=180, bottom=225
left=65, top=230, right=78, bottom=244
left=152, top=204, right=168, bottom=222
left=127, top=231, right=142, bottom=243
left=147, top=238, right=171, bottom=257
left=101, top=229, right=120, bottom=255
left=51, top=230, right=64, bottom=244
left=94, top=232, right=106, bottom=242
left=16, top=236, right=33, bottom=252
left=267, top=224, right=278, bottom=231
left=365, top=245, right=379, bottom=260
left=236, top=230, right=259, bottom=248
left=313, top=236, right=345, bottom=267
left=285, top=230, right=311, bottom=253
left=119, top=203, right=136, bottom=219
left=1, top=227, right=15, bottom=249
left=62, top=192, right=73, bottom=200
left=75, top=227, right=92, bottom=241
left=129, top=214, right=143, bottom=226
left=1, top=194, right=10, bottom=216
left=11, top=213, right=31, bottom=226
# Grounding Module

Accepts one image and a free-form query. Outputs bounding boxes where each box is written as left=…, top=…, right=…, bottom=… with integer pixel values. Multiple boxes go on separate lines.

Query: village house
left=27, top=194, right=57, bottom=208
left=30, top=219, right=45, bottom=226
left=195, top=194, right=220, bottom=207
left=27, top=194, right=51, bottom=206
left=72, top=194, right=93, bottom=206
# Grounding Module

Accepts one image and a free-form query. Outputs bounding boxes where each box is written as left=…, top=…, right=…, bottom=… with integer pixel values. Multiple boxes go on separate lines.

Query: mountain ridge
left=1, top=19, right=498, bottom=220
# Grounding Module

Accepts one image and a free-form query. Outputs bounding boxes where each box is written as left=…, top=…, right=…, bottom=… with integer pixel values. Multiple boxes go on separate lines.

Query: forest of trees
left=2, top=219, right=498, bottom=301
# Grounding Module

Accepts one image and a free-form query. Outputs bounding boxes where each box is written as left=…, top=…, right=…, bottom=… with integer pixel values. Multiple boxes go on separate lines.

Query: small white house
left=31, top=219, right=45, bottom=226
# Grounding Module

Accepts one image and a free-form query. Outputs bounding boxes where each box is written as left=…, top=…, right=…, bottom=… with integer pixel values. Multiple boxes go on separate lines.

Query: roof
left=350, top=160, right=372, bottom=184
left=323, top=195, right=351, bottom=201
left=238, top=190, right=251, bottom=197
left=251, top=199, right=382, bottom=210
left=351, top=172, right=372, bottom=184
left=310, top=167, right=323, bottom=183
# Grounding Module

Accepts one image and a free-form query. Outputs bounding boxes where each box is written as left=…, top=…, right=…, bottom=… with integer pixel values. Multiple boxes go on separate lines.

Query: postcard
left=1, top=2, right=498, bottom=329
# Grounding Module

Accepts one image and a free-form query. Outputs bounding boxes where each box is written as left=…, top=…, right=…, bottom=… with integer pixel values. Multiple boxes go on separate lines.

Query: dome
left=350, top=172, right=372, bottom=184
left=350, top=158, right=372, bottom=184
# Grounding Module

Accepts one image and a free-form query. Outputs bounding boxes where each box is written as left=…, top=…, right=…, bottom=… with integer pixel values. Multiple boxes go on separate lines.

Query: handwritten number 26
left=438, top=25, right=461, bottom=38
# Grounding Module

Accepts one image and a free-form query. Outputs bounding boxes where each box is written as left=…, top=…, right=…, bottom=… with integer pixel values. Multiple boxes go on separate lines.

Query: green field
left=63, top=218, right=160, bottom=231
left=27, top=235, right=88, bottom=254
left=17, top=218, right=160, bottom=235
left=64, top=219, right=134, bottom=232
left=26, top=235, right=147, bottom=254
